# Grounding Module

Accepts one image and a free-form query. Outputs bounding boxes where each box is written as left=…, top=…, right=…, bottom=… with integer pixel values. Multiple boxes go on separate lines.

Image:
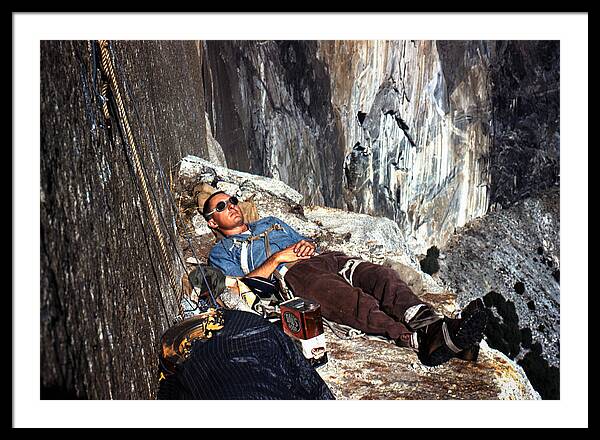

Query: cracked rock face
left=177, top=156, right=540, bottom=400
left=437, top=188, right=559, bottom=399
left=324, top=41, right=492, bottom=255
left=202, top=40, right=558, bottom=255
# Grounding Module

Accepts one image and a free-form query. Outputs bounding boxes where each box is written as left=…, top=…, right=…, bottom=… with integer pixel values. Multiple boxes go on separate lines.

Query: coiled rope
left=323, top=318, right=394, bottom=344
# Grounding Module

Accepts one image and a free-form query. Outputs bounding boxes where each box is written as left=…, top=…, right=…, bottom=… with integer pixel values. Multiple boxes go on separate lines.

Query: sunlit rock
left=178, top=156, right=541, bottom=400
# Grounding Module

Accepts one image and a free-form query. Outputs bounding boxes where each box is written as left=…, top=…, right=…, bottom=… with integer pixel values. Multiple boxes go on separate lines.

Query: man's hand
left=293, top=239, right=316, bottom=257
left=274, top=240, right=316, bottom=263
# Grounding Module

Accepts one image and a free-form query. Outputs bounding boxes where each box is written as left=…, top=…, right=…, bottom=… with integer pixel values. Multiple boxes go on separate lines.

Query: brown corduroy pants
left=284, top=251, right=428, bottom=346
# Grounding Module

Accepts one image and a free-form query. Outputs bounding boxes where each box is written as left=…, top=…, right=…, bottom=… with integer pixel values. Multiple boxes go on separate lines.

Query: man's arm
left=269, top=216, right=318, bottom=258
left=245, top=253, right=282, bottom=279
left=245, top=240, right=316, bottom=279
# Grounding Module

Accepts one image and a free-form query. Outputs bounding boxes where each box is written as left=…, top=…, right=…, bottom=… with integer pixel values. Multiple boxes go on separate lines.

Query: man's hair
left=202, top=190, right=227, bottom=220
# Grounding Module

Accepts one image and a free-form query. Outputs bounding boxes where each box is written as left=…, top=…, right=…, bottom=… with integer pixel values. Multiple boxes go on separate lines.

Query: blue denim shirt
left=208, top=216, right=310, bottom=277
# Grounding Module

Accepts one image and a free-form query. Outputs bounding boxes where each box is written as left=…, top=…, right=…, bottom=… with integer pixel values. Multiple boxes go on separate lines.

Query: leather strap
left=442, top=321, right=462, bottom=353
left=263, top=226, right=293, bottom=300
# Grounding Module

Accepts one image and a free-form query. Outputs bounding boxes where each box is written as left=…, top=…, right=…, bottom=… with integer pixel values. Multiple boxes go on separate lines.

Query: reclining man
left=203, top=190, right=487, bottom=367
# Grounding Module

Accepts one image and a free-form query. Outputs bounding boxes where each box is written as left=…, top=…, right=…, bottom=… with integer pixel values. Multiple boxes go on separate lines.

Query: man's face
left=206, top=193, right=245, bottom=231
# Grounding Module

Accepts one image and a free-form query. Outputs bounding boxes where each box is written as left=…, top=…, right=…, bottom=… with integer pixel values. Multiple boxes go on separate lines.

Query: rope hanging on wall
left=95, top=40, right=221, bottom=314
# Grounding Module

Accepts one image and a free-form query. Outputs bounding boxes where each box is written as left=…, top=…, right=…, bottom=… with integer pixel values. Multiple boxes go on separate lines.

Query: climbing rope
left=106, top=43, right=220, bottom=313
left=97, top=40, right=179, bottom=301
left=322, top=318, right=394, bottom=344
left=95, top=40, right=220, bottom=317
left=322, top=318, right=364, bottom=340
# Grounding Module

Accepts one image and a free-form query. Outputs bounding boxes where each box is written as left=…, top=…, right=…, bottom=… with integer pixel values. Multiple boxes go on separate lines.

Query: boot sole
left=426, top=309, right=487, bottom=367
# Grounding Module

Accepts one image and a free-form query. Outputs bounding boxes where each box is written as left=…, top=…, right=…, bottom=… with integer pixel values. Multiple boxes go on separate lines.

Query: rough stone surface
left=317, top=337, right=539, bottom=400
left=438, top=188, right=560, bottom=399
left=484, top=41, right=560, bottom=209
left=40, top=41, right=209, bottom=399
left=177, top=156, right=541, bottom=400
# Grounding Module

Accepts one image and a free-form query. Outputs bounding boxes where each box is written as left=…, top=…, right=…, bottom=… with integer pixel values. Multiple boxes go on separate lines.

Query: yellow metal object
left=159, top=307, right=225, bottom=380
left=235, top=279, right=259, bottom=308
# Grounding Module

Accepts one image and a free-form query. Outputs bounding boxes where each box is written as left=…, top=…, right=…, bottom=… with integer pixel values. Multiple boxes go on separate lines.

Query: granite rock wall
left=201, top=40, right=559, bottom=253
left=39, top=39, right=559, bottom=400
left=40, top=40, right=208, bottom=399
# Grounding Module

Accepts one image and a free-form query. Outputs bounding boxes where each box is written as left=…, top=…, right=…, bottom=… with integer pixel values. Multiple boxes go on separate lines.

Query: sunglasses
left=206, top=196, right=239, bottom=218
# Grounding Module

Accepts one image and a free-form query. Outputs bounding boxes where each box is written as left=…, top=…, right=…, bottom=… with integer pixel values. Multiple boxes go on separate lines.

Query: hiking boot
left=453, top=298, right=486, bottom=362
left=416, top=300, right=487, bottom=367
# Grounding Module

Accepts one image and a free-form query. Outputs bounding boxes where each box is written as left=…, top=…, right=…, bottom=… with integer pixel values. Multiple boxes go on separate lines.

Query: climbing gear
left=231, top=223, right=294, bottom=300
left=188, top=265, right=226, bottom=299
left=231, top=224, right=283, bottom=274
left=205, top=196, right=239, bottom=218
left=157, top=309, right=335, bottom=400
left=323, top=318, right=366, bottom=340
left=240, top=240, right=251, bottom=275
left=158, top=308, right=225, bottom=380
left=241, top=276, right=283, bottom=302
left=238, top=276, right=283, bottom=319
left=236, top=275, right=290, bottom=321
left=234, top=255, right=329, bottom=368
left=415, top=300, right=487, bottom=367
left=184, top=265, right=227, bottom=316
